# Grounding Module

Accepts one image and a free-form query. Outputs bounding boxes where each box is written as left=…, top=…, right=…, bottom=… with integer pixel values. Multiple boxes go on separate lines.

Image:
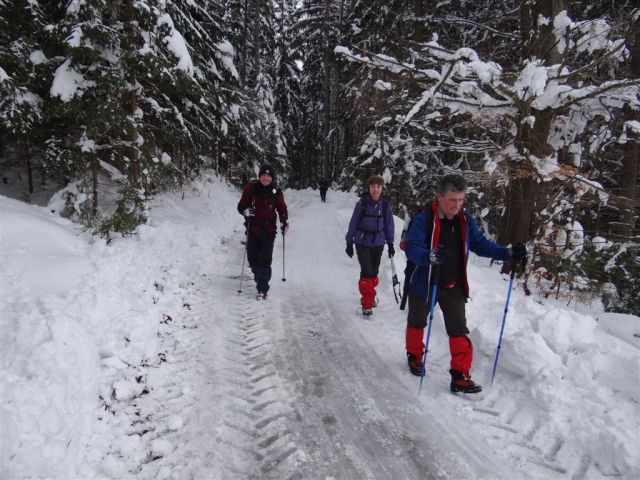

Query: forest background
left=1, top=0, right=638, bottom=314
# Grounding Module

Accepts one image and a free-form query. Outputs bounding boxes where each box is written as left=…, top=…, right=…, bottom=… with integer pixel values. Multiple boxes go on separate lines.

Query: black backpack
left=399, top=205, right=429, bottom=310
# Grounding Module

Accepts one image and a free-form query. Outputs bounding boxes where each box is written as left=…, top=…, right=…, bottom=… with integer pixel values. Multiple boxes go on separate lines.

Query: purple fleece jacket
left=345, top=195, right=394, bottom=247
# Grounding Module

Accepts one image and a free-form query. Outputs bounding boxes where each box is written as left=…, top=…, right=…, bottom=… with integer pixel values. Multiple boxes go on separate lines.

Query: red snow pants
left=405, top=284, right=474, bottom=376
left=358, top=276, right=379, bottom=309
left=449, top=335, right=473, bottom=377
left=406, top=326, right=425, bottom=357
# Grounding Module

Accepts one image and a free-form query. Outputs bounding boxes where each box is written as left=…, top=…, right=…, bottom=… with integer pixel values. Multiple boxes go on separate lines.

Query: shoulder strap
left=244, top=180, right=257, bottom=205
left=425, top=207, right=431, bottom=245
left=358, top=197, right=367, bottom=224
left=374, top=199, right=389, bottom=228
left=359, top=197, right=389, bottom=225
left=403, top=204, right=425, bottom=233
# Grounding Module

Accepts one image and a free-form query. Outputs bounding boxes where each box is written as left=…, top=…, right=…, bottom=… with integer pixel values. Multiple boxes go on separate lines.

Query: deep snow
left=1, top=174, right=638, bottom=479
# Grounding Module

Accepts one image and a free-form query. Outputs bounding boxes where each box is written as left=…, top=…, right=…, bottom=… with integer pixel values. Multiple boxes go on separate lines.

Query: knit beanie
left=259, top=165, right=274, bottom=177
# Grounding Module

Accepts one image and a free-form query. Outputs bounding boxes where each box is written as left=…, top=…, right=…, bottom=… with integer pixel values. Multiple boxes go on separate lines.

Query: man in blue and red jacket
left=237, top=165, right=288, bottom=299
left=345, top=175, right=395, bottom=316
left=405, top=174, right=526, bottom=393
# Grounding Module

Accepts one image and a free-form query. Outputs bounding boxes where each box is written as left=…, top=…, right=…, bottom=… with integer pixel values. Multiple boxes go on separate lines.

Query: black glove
left=428, top=247, right=448, bottom=265
left=388, top=243, right=395, bottom=258
left=345, top=243, right=354, bottom=258
left=511, top=242, right=527, bottom=266
left=281, top=222, right=289, bottom=234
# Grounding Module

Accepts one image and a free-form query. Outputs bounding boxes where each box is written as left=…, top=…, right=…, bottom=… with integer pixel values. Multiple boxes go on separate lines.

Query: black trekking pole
left=419, top=264, right=440, bottom=395
left=281, top=230, right=286, bottom=282
left=238, top=229, right=249, bottom=294
left=389, top=258, right=401, bottom=304
left=399, top=289, right=408, bottom=310
left=491, top=255, right=525, bottom=384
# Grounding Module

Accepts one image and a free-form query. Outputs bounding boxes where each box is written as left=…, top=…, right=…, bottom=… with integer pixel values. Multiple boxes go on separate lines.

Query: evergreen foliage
left=95, top=184, right=147, bottom=239
left=0, top=1, right=638, bottom=313
left=570, top=244, right=640, bottom=315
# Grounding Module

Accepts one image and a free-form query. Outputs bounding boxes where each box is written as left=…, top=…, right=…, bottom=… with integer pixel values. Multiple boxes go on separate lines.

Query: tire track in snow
left=157, top=232, right=306, bottom=480
left=224, top=297, right=304, bottom=479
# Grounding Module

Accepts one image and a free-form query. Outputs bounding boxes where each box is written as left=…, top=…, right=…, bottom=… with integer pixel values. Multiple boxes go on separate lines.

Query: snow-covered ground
left=1, top=174, right=638, bottom=479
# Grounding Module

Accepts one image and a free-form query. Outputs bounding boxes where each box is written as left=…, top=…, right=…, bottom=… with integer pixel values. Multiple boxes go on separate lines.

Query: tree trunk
left=239, top=0, right=250, bottom=86
left=92, top=160, right=99, bottom=217
left=23, top=143, right=34, bottom=194
left=498, top=166, right=538, bottom=245
left=126, top=0, right=140, bottom=186
left=499, top=0, right=568, bottom=248
left=414, top=0, right=425, bottom=43
left=521, top=0, right=567, bottom=64
left=613, top=26, right=640, bottom=240
left=615, top=129, right=640, bottom=240
left=322, top=0, right=331, bottom=180
left=253, top=0, right=262, bottom=81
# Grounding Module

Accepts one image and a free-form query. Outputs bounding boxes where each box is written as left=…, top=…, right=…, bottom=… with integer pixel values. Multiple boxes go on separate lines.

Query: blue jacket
left=406, top=201, right=510, bottom=300
left=345, top=195, right=394, bottom=248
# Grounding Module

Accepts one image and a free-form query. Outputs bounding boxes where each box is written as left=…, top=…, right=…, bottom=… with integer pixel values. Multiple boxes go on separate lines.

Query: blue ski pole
left=419, top=264, right=440, bottom=395
left=491, top=268, right=516, bottom=384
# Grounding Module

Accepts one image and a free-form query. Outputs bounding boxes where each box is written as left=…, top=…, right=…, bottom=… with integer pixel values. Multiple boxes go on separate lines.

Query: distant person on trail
left=237, top=165, right=288, bottom=300
left=345, top=175, right=395, bottom=316
left=404, top=174, right=527, bottom=393
left=318, top=179, right=329, bottom=202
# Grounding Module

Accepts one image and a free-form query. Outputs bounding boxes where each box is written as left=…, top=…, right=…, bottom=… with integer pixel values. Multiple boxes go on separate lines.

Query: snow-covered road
left=122, top=188, right=559, bottom=479
left=2, top=176, right=638, bottom=479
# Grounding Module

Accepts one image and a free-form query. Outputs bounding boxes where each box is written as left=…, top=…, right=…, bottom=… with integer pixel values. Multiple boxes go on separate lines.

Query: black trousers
left=406, top=283, right=468, bottom=337
left=355, top=244, right=384, bottom=278
left=247, top=233, right=275, bottom=292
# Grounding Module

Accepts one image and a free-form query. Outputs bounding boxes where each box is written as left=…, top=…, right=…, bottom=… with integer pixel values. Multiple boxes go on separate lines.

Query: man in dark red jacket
left=237, top=165, right=288, bottom=299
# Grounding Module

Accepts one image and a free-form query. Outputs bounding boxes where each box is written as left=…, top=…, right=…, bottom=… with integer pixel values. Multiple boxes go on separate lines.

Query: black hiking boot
left=407, top=353, right=424, bottom=376
left=361, top=308, right=373, bottom=316
left=257, top=291, right=268, bottom=300
left=450, top=369, right=482, bottom=394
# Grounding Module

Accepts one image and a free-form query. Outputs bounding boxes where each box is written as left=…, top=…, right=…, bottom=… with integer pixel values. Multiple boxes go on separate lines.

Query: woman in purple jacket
left=345, top=175, right=395, bottom=316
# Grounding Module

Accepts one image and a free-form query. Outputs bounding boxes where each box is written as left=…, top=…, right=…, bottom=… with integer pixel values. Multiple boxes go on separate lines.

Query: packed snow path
left=3, top=181, right=637, bottom=478
left=118, top=187, right=593, bottom=480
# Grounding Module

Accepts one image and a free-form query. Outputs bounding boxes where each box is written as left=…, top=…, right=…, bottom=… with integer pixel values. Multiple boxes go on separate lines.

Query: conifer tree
left=273, top=0, right=303, bottom=185
left=0, top=0, right=61, bottom=194
left=293, top=0, right=347, bottom=186
left=225, top=0, right=288, bottom=184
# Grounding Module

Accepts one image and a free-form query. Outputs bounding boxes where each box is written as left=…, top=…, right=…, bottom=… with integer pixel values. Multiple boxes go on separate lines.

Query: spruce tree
left=0, top=0, right=61, bottom=194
